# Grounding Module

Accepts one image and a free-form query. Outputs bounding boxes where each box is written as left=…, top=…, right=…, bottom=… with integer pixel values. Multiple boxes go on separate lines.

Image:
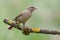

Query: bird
left=8, top=6, right=37, bottom=30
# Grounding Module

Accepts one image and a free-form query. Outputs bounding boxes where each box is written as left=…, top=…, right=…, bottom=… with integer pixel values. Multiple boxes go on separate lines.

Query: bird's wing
left=14, top=13, right=23, bottom=20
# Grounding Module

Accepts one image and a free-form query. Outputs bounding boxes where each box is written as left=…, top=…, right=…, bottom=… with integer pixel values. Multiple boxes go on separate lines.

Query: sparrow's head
left=27, top=7, right=37, bottom=12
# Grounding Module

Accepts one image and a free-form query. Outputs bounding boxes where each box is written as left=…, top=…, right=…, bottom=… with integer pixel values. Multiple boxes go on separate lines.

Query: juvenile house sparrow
left=8, top=7, right=37, bottom=30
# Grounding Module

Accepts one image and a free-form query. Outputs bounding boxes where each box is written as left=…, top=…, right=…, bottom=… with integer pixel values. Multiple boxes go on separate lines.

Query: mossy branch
left=3, top=18, right=60, bottom=35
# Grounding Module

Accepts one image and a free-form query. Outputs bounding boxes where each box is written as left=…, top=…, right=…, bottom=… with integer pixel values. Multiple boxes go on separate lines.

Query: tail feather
left=8, top=25, right=13, bottom=30
left=8, top=21, right=21, bottom=30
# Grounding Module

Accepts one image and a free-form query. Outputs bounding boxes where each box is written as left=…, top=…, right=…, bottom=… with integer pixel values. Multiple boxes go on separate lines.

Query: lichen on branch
left=3, top=18, right=60, bottom=35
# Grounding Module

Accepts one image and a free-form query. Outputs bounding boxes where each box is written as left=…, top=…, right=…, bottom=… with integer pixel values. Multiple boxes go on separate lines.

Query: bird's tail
left=8, top=22, right=21, bottom=30
left=8, top=25, right=13, bottom=30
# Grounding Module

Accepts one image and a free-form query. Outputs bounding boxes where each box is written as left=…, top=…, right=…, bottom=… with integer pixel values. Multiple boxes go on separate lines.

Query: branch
left=3, top=18, right=60, bottom=35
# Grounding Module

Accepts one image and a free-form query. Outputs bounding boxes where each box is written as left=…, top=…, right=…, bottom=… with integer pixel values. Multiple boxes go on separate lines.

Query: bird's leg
left=22, top=23, right=30, bottom=35
left=23, top=22, right=25, bottom=26
left=22, top=26, right=30, bottom=35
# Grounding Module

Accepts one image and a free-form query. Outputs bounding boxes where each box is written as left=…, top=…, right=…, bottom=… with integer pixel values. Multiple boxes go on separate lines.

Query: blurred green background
left=0, top=0, right=60, bottom=40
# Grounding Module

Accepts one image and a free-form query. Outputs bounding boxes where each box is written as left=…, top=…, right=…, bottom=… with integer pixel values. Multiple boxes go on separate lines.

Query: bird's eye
left=30, top=7, right=34, bottom=8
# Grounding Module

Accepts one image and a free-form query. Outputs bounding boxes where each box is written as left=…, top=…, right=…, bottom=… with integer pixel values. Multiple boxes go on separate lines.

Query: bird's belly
left=17, top=14, right=31, bottom=23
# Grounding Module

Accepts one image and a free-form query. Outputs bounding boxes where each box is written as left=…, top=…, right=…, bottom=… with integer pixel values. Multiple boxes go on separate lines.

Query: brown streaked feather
left=14, top=13, right=23, bottom=20
left=8, top=13, right=23, bottom=30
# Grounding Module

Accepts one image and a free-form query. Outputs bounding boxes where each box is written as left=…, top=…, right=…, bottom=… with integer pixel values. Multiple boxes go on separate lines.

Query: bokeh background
left=0, top=0, right=60, bottom=40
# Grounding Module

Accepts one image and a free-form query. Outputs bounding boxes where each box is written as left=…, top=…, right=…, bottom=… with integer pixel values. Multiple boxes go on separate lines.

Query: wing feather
left=14, top=13, right=23, bottom=20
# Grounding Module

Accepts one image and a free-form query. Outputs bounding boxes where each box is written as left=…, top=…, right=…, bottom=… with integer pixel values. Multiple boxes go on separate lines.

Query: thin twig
left=3, top=18, right=60, bottom=35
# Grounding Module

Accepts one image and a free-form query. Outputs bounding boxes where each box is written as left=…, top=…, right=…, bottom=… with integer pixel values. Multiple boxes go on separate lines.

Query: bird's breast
left=17, top=11, right=32, bottom=23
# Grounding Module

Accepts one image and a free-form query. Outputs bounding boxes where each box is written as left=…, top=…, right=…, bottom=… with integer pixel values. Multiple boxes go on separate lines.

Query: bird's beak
left=34, top=7, right=37, bottom=10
